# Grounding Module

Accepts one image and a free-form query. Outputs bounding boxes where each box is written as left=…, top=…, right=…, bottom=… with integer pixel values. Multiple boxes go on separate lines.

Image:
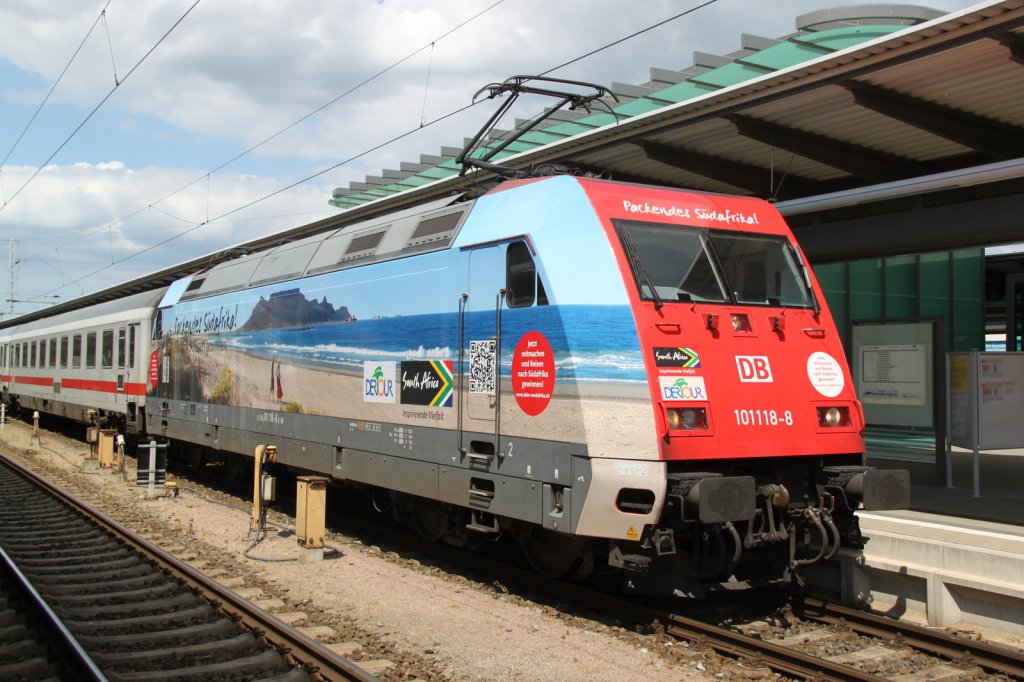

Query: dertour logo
left=658, top=375, right=707, bottom=401
left=363, top=362, right=396, bottom=403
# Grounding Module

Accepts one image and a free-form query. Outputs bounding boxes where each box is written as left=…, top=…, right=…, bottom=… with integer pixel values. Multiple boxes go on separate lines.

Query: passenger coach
left=1, top=290, right=162, bottom=434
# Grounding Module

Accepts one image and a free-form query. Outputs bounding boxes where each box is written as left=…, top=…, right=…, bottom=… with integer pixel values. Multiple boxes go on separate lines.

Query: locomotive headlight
left=817, top=406, right=850, bottom=427
left=667, top=407, right=708, bottom=431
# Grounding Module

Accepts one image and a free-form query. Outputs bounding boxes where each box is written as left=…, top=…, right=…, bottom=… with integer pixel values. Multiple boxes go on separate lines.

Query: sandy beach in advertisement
left=191, top=342, right=658, bottom=458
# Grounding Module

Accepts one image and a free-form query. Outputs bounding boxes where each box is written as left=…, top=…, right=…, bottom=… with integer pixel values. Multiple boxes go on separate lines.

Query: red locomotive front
left=581, top=180, right=908, bottom=594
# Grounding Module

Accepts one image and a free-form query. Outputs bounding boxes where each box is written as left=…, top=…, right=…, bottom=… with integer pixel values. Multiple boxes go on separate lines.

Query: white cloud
left=0, top=160, right=336, bottom=303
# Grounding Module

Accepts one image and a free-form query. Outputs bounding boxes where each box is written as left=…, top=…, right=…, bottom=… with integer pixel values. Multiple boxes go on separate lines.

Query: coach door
left=124, top=323, right=141, bottom=431
left=462, top=245, right=506, bottom=459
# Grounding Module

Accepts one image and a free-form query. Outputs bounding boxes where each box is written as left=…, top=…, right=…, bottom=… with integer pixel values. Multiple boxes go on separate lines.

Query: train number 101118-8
left=733, top=409, right=793, bottom=426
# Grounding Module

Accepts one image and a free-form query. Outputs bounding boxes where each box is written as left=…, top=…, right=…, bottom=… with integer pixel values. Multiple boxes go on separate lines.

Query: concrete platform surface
left=843, top=448, right=1024, bottom=635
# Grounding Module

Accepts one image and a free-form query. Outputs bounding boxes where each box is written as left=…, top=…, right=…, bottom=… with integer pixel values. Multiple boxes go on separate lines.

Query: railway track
left=5, top=426, right=1023, bottom=681
left=790, top=596, right=1024, bottom=679
left=165, top=455, right=1024, bottom=681
left=0, top=452, right=377, bottom=681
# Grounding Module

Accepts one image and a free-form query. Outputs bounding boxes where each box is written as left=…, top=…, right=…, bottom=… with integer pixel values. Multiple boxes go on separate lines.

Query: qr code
left=469, top=339, right=496, bottom=395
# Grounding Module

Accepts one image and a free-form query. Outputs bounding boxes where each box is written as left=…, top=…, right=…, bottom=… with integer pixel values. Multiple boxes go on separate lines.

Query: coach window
left=117, top=328, right=126, bottom=368
left=60, top=337, right=68, bottom=368
left=49, top=338, right=57, bottom=367
left=101, top=330, right=113, bottom=368
left=30, top=341, right=37, bottom=368
left=86, top=332, right=97, bottom=369
left=506, top=241, right=549, bottom=308
left=128, top=325, right=138, bottom=369
left=72, top=335, right=82, bottom=368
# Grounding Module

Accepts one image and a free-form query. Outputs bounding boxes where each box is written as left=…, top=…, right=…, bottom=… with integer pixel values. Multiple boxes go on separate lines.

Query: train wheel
left=222, top=453, right=249, bottom=481
left=409, top=498, right=447, bottom=542
left=520, top=527, right=584, bottom=579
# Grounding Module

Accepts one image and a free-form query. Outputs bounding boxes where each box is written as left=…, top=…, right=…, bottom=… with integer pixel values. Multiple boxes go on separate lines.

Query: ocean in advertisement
left=207, top=304, right=645, bottom=384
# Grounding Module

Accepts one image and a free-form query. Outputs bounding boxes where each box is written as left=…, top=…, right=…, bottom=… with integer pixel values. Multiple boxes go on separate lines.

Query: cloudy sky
left=0, top=0, right=981, bottom=316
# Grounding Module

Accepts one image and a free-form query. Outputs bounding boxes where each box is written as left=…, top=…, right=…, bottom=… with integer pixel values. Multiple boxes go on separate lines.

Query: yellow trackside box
left=296, top=476, right=328, bottom=549
left=98, top=429, right=117, bottom=468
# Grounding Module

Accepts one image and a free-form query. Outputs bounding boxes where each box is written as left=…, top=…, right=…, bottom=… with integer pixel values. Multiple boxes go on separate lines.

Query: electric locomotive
left=146, top=174, right=909, bottom=595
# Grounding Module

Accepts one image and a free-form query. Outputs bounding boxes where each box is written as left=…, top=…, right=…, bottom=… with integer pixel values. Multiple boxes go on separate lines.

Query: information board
left=948, top=352, right=1024, bottom=450
left=852, top=322, right=935, bottom=428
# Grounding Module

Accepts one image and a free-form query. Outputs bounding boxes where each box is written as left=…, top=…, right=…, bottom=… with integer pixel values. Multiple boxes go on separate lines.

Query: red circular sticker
left=512, top=331, right=555, bottom=416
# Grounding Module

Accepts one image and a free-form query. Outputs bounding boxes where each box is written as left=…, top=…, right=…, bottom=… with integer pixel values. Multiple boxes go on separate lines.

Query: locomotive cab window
left=614, top=220, right=813, bottom=308
left=506, top=241, right=547, bottom=308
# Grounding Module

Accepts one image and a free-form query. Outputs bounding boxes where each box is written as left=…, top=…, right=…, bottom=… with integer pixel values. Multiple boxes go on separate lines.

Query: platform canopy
left=328, top=1, right=1024, bottom=262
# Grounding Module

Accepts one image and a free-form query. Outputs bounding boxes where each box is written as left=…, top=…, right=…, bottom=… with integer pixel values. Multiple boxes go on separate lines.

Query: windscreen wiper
left=793, top=247, right=820, bottom=316
left=624, top=231, right=663, bottom=310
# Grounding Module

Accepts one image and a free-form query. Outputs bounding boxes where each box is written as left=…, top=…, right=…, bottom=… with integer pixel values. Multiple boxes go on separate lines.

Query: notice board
left=852, top=321, right=935, bottom=428
left=948, top=352, right=1024, bottom=450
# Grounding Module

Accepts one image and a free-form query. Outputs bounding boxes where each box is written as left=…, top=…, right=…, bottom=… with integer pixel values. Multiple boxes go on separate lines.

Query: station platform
left=841, top=448, right=1024, bottom=638
left=868, top=446, right=1024, bottom=526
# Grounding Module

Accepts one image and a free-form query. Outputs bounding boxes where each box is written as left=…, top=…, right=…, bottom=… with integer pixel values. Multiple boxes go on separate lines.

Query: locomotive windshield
left=615, top=221, right=815, bottom=308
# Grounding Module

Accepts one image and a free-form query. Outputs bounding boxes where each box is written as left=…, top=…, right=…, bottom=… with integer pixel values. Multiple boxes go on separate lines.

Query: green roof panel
left=688, top=61, right=773, bottom=89
left=329, top=20, right=918, bottom=211
left=798, top=25, right=904, bottom=52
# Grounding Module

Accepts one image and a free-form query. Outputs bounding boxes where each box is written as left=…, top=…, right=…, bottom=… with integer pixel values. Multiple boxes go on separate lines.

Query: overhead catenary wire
left=0, top=0, right=113, bottom=172
left=30, top=0, right=720, bottom=299
left=40, top=99, right=483, bottom=296
left=28, top=0, right=507, bottom=264
left=0, top=0, right=203, bottom=216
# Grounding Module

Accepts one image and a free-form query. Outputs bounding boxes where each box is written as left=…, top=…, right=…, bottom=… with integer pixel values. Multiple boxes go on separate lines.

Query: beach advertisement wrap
left=153, top=286, right=648, bottom=447
left=153, top=180, right=659, bottom=457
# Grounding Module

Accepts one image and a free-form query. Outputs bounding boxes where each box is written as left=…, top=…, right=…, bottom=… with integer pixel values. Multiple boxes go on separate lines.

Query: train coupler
left=608, top=544, right=652, bottom=572
left=641, top=527, right=677, bottom=556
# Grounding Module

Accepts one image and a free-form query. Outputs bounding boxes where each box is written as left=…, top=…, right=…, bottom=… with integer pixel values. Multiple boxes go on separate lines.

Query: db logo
left=736, top=356, right=773, bottom=383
